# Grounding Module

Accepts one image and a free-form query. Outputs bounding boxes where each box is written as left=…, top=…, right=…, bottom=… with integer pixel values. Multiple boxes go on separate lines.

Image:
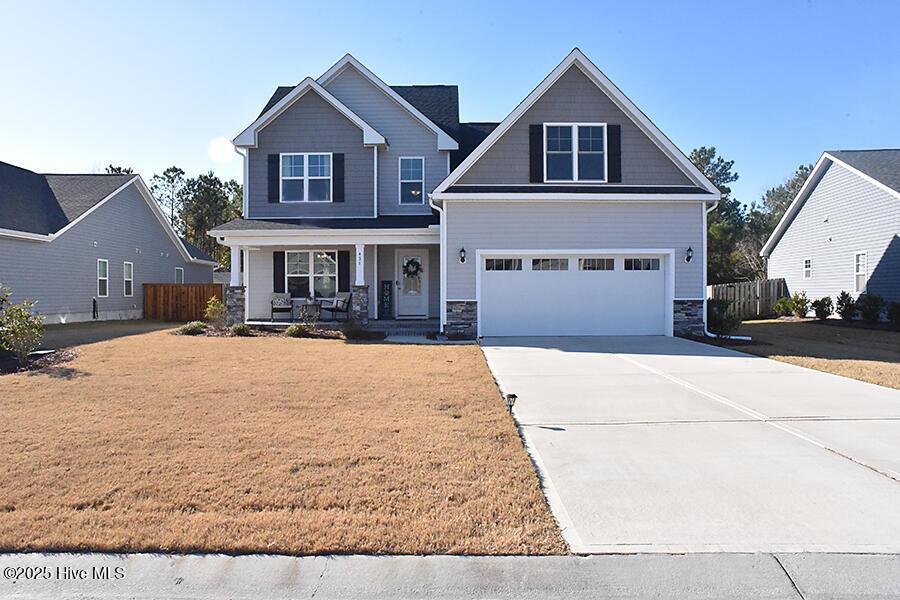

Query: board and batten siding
left=767, top=161, right=900, bottom=303
left=0, top=183, right=212, bottom=324
left=444, top=200, right=705, bottom=300
left=323, top=65, right=448, bottom=216
left=246, top=91, right=374, bottom=219
left=456, top=65, right=692, bottom=186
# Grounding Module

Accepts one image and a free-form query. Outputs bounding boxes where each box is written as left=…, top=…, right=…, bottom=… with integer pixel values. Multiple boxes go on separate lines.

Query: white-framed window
left=544, top=123, right=607, bottom=182
left=175, top=267, right=184, bottom=284
left=123, top=262, right=134, bottom=297
left=97, top=259, right=109, bottom=298
left=532, top=258, right=569, bottom=271
left=579, top=257, right=615, bottom=271
left=286, top=250, right=338, bottom=299
left=484, top=258, right=522, bottom=271
left=399, top=157, right=425, bottom=204
left=803, top=258, right=812, bottom=279
left=624, top=258, right=660, bottom=271
left=854, top=251, right=867, bottom=294
left=280, top=152, right=332, bottom=202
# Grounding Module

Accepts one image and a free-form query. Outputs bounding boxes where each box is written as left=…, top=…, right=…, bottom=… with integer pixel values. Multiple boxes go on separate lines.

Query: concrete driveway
left=481, top=336, right=900, bottom=554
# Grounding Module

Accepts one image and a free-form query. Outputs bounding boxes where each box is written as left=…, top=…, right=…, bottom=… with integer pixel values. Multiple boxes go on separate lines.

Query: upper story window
left=399, top=157, right=425, bottom=204
left=544, top=123, right=607, bottom=182
left=280, top=153, right=332, bottom=202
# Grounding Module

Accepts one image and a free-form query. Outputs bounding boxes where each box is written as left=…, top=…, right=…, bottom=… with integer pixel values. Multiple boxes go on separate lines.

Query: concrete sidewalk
left=2, top=553, right=899, bottom=599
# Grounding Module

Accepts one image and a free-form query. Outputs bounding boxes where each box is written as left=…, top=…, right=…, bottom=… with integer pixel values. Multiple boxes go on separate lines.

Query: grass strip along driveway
left=0, top=330, right=564, bottom=555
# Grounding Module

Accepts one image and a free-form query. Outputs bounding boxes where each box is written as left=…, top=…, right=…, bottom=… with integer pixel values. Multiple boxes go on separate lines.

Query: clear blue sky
left=2, top=0, right=898, bottom=205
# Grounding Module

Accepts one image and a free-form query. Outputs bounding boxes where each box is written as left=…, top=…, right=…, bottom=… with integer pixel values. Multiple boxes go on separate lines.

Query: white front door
left=395, top=249, right=429, bottom=318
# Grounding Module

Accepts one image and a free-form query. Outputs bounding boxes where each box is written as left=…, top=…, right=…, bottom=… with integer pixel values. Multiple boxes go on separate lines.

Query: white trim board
left=317, top=54, right=458, bottom=151
left=432, top=193, right=715, bottom=202
left=433, top=48, right=719, bottom=197
left=233, top=77, right=386, bottom=148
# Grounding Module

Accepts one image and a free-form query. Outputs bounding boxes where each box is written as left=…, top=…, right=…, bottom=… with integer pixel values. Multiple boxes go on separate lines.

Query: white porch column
left=229, top=246, right=242, bottom=286
left=354, top=244, right=365, bottom=286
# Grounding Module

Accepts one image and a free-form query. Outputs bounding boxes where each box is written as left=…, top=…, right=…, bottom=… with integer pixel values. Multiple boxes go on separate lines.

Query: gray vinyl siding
left=0, top=183, right=212, bottom=323
left=246, top=91, right=374, bottom=218
left=457, top=65, right=692, bottom=186
left=767, top=161, right=900, bottom=304
left=323, top=66, right=447, bottom=215
left=444, top=201, right=705, bottom=299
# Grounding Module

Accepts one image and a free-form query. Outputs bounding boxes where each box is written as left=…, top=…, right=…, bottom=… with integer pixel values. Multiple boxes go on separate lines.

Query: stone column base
left=446, top=300, right=477, bottom=339
left=674, top=299, right=704, bottom=337
left=226, top=286, right=245, bottom=326
left=351, top=285, right=369, bottom=326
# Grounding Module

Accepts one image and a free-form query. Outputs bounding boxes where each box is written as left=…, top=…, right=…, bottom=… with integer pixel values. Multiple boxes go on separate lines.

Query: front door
left=395, top=249, right=429, bottom=318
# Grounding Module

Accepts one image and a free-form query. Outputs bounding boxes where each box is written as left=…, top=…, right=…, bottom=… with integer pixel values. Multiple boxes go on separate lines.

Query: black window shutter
left=332, top=153, right=345, bottom=202
left=267, top=154, right=280, bottom=203
left=273, top=251, right=285, bottom=293
left=529, top=125, right=543, bottom=183
left=607, top=125, right=622, bottom=183
left=338, top=251, right=350, bottom=291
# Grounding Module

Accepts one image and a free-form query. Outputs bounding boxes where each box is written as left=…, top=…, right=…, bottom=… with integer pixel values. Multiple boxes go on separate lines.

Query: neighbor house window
left=532, top=258, right=569, bottom=271
left=280, top=153, right=332, bottom=202
left=175, top=267, right=184, bottom=284
left=286, top=251, right=337, bottom=299
left=123, top=262, right=134, bottom=297
left=484, top=258, right=522, bottom=271
left=854, top=252, right=867, bottom=293
left=399, top=157, right=424, bottom=204
left=803, top=258, right=812, bottom=279
left=624, top=258, right=660, bottom=271
left=97, top=259, right=108, bottom=298
left=579, top=258, right=615, bottom=271
left=544, top=123, right=606, bottom=182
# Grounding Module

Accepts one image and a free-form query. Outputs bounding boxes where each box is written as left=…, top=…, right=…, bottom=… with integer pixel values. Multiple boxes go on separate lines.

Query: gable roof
left=317, top=55, right=458, bottom=151
left=432, top=48, right=719, bottom=199
left=761, top=150, right=900, bottom=258
left=391, top=85, right=460, bottom=140
left=233, top=77, right=387, bottom=147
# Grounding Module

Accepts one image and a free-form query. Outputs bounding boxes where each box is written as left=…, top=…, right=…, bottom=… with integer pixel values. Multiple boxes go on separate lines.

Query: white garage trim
left=475, top=248, right=675, bottom=337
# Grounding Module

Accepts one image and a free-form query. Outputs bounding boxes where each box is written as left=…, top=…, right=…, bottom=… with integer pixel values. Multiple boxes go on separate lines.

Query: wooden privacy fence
left=707, top=278, right=787, bottom=319
left=143, top=283, right=224, bottom=322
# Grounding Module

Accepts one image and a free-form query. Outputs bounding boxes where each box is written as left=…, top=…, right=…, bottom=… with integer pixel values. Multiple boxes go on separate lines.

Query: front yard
left=728, top=319, right=900, bottom=389
left=0, top=330, right=564, bottom=555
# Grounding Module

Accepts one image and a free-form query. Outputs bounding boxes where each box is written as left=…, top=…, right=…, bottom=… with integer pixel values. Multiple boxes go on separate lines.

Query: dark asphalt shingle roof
left=212, top=215, right=439, bottom=232
left=0, top=161, right=133, bottom=235
left=451, top=122, right=499, bottom=169
left=181, top=237, right=215, bottom=262
left=828, top=149, right=900, bottom=194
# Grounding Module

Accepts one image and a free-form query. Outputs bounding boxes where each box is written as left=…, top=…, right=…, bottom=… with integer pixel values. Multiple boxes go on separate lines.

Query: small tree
left=790, top=291, right=810, bottom=318
left=203, top=296, right=227, bottom=331
left=887, top=302, right=900, bottom=330
left=0, top=299, right=44, bottom=365
left=856, top=294, right=885, bottom=324
left=773, top=297, right=793, bottom=317
left=811, top=297, right=833, bottom=320
left=706, top=298, right=742, bottom=335
left=836, top=291, right=856, bottom=321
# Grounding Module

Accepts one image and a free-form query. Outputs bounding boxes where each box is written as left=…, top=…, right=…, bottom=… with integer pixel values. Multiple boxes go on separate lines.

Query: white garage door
left=479, top=253, right=670, bottom=336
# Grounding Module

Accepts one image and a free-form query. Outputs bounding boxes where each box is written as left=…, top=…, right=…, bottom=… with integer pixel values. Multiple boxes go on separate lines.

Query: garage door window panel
left=624, top=258, right=660, bottom=271
left=485, top=258, right=522, bottom=271
left=532, top=258, right=569, bottom=271
left=579, top=258, right=615, bottom=271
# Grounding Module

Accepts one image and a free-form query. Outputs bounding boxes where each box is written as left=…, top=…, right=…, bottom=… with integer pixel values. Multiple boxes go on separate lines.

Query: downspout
left=429, top=194, right=446, bottom=333
left=703, top=199, right=751, bottom=341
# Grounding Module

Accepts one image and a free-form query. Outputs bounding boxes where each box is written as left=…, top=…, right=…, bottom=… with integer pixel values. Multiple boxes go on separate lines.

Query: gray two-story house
left=762, top=150, right=900, bottom=306
left=0, top=162, right=216, bottom=323
left=211, top=49, right=720, bottom=337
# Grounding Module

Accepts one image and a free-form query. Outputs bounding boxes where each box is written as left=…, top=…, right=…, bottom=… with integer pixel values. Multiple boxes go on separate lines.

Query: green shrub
left=811, top=296, right=833, bottom=320
left=230, top=323, right=252, bottom=337
left=284, top=323, right=308, bottom=338
left=0, top=299, right=44, bottom=365
left=836, top=291, right=856, bottom=320
left=790, top=291, right=810, bottom=318
left=706, top=298, right=742, bottom=336
left=887, top=302, right=900, bottom=329
left=773, top=297, right=793, bottom=317
left=203, top=296, right=227, bottom=330
left=177, top=321, right=206, bottom=336
left=856, top=294, right=885, bottom=324
left=0, top=285, right=12, bottom=359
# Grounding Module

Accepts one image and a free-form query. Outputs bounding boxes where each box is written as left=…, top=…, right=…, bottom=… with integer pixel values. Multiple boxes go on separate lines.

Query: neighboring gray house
left=211, top=49, right=720, bottom=336
left=0, top=161, right=217, bottom=323
left=762, top=150, right=900, bottom=305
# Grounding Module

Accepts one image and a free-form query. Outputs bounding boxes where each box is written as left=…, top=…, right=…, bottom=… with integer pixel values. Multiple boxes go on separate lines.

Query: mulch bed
left=0, top=349, right=77, bottom=376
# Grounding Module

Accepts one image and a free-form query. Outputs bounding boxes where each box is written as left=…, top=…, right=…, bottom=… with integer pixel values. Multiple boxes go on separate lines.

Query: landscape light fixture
left=504, top=393, right=517, bottom=414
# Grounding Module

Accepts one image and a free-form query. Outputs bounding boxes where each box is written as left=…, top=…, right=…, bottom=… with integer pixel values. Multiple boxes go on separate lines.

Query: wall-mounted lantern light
left=684, top=246, right=694, bottom=263
left=459, top=247, right=467, bottom=264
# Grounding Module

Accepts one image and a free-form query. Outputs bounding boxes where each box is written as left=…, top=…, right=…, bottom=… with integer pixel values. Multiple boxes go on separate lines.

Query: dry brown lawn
left=729, top=319, right=900, bottom=389
left=0, top=330, right=565, bottom=555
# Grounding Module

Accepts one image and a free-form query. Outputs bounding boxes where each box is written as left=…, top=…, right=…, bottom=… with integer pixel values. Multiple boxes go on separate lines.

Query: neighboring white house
left=0, top=162, right=217, bottom=323
left=762, top=150, right=900, bottom=305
